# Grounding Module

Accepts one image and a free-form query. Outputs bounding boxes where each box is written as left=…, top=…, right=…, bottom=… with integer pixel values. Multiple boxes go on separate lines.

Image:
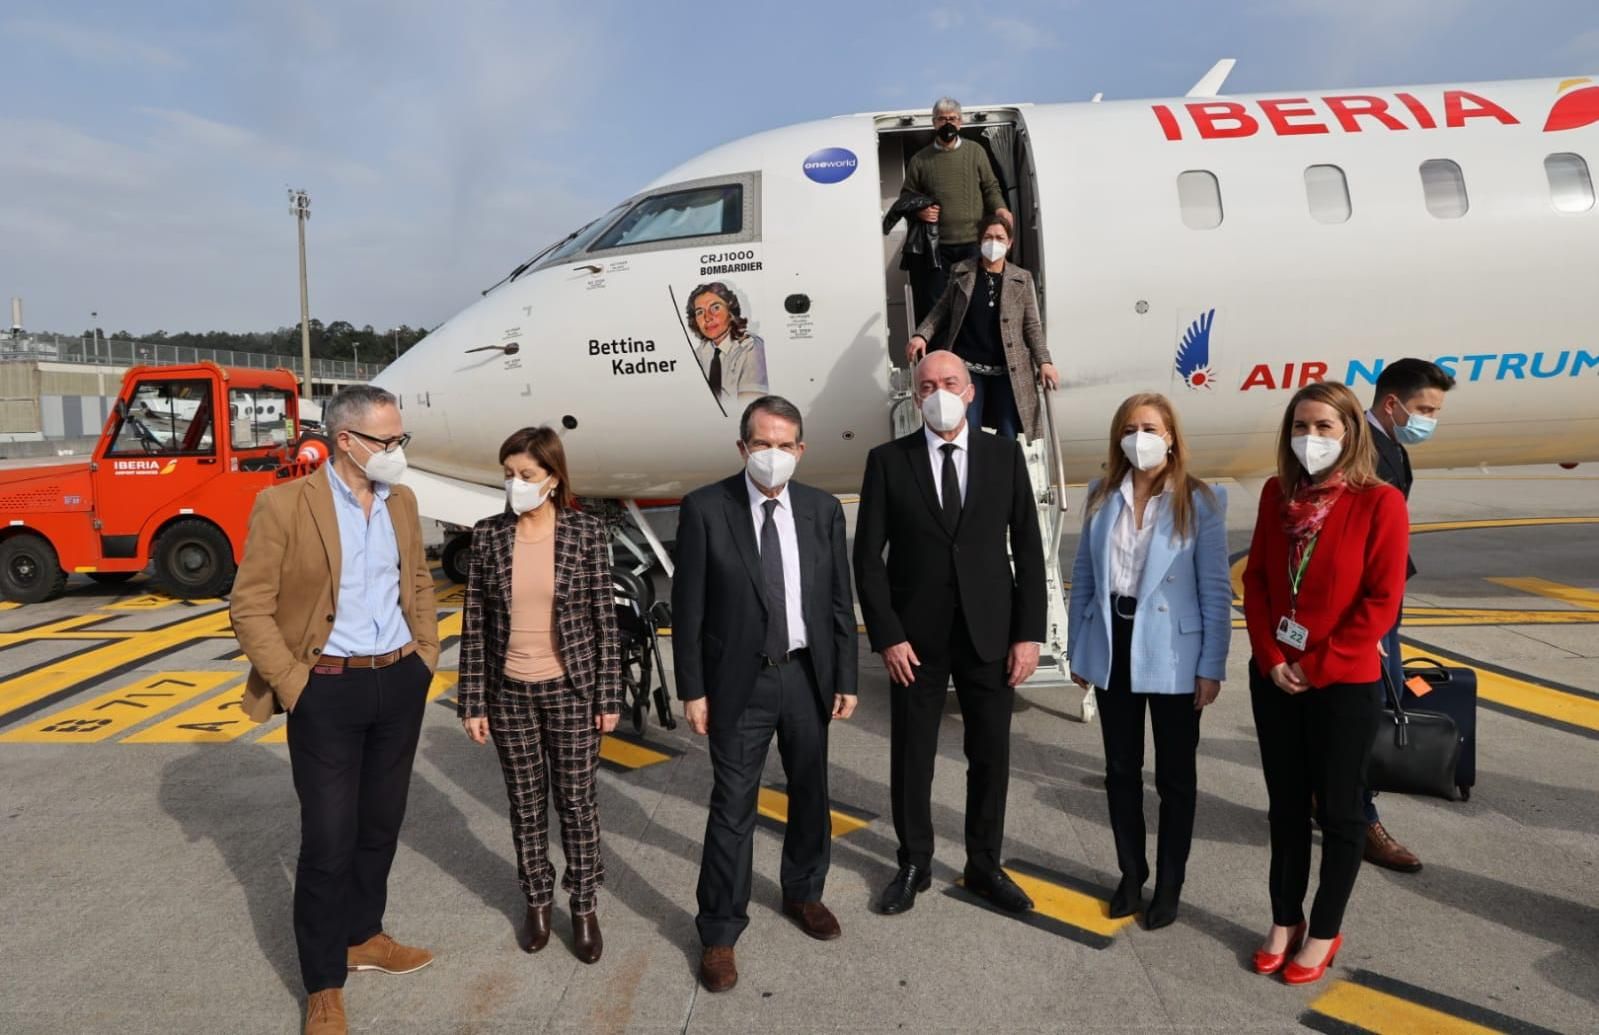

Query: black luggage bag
left=1401, top=656, right=1478, bottom=801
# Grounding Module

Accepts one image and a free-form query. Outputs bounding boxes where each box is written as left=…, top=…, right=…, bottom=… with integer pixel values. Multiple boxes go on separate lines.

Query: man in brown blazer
left=231, top=384, right=440, bottom=1035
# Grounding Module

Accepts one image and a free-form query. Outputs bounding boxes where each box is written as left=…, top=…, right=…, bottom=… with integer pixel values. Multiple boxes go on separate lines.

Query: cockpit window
left=538, top=204, right=627, bottom=267
left=593, top=184, right=742, bottom=249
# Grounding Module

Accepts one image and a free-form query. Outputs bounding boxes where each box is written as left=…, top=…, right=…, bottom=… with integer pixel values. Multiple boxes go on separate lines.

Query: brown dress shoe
left=1364, top=821, right=1423, bottom=873
left=522, top=903, right=552, bottom=953
left=346, top=932, right=435, bottom=974
left=304, top=989, right=346, bottom=1035
left=782, top=899, right=842, bottom=941
left=572, top=900, right=603, bottom=965
left=700, top=945, right=737, bottom=992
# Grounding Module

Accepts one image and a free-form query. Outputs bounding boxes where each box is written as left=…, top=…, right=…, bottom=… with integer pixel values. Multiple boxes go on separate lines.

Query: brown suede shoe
left=304, top=989, right=346, bottom=1035
left=1364, top=821, right=1423, bottom=873
left=346, top=932, right=435, bottom=974
left=782, top=899, right=842, bottom=941
left=700, top=945, right=737, bottom=992
left=572, top=900, right=603, bottom=965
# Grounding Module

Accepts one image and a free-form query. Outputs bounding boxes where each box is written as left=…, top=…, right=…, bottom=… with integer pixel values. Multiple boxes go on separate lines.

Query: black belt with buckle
left=762, top=647, right=809, bottom=668
left=1111, top=594, right=1138, bottom=621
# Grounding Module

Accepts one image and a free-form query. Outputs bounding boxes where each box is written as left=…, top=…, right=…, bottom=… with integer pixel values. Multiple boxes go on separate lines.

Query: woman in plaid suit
left=458, top=426, right=622, bottom=964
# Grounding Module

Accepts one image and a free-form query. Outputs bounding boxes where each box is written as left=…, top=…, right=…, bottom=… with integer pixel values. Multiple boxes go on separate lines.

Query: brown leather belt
left=313, top=643, right=416, bottom=675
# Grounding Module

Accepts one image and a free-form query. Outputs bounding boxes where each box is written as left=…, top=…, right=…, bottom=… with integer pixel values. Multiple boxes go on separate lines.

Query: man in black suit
left=854, top=349, right=1046, bottom=916
left=672, top=395, right=859, bottom=993
left=1364, top=357, right=1455, bottom=873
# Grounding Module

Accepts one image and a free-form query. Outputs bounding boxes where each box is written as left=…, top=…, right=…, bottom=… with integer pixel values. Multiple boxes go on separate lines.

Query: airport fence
left=0, top=335, right=380, bottom=383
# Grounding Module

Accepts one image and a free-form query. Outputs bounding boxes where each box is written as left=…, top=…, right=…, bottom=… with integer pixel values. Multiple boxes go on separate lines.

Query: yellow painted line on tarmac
left=124, top=681, right=252, bottom=743
left=1405, top=643, right=1599, bottom=735
left=756, top=787, right=870, bottom=839
left=601, top=736, right=673, bottom=770
left=1488, top=576, right=1599, bottom=610
left=102, top=593, right=189, bottom=612
left=1409, top=516, right=1599, bottom=535
left=1400, top=607, right=1599, bottom=626
left=0, top=613, right=123, bottom=646
left=437, top=610, right=463, bottom=641
left=0, top=600, right=19, bottom=611
left=995, top=868, right=1133, bottom=939
left=0, top=610, right=235, bottom=721
left=1230, top=556, right=1246, bottom=604
left=0, top=672, right=234, bottom=743
left=1311, top=981, right=1502, bottom=1034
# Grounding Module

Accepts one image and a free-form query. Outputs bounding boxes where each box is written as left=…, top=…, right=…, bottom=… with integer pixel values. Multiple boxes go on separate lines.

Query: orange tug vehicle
left=0, top=363, right=329, bottom=604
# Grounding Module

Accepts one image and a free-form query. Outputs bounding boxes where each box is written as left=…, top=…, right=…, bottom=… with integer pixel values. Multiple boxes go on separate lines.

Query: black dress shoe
left=1144, top=886, right=1181, bottom=930
left=522, top=903, right=551, bottom=953
left=878, top=865, right=931, bottom=915
left=964, top=866, right=1034, bottom=914
left=1108, top=876, right=1144, bottom=919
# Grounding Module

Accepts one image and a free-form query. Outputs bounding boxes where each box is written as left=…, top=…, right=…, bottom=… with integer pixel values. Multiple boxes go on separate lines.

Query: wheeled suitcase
left=1401, top=656, right=1478, bottom=800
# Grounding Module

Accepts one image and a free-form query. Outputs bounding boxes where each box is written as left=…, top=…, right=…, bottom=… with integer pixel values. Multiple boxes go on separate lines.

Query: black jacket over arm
left=1371, top=426, right=1418, bottom=579
left=852, top=428, right=1046, bottom=662
left=671, top=474, right=858, bottom=727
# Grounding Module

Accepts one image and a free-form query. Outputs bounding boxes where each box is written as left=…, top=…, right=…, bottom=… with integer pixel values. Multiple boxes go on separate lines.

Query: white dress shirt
left=746, top=474, right=807, bottom=652
left=924, top=423, right=970, bottom=505
left=1109, top=474, right=1168, bottom=598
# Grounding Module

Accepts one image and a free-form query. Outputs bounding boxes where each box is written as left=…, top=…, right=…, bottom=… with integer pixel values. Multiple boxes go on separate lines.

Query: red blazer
left=1242, top=477, right=1408, bottom=687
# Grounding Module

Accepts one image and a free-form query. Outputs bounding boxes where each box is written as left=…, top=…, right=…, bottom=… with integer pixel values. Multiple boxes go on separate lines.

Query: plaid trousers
left=488, top=677, right=604, bottom=911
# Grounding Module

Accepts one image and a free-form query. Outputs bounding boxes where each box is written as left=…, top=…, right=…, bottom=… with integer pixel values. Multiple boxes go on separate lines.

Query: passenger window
left=1304, top=164, right=1351, bottom=224
left=1544, top=153, right=1595, bottom=213
left=1420, top=159, right=1468, bottom=219
left=1176, top=171, right=1223, bottom=229
left=593, top=183, right=743, bottom=249
left=108, top=379, right=215, bottom=455
left=229, top=388, right=295, bottom=449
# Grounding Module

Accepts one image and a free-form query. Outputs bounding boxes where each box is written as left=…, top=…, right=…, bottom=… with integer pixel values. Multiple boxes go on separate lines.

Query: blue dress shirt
left=323, top=465, right=412, bottom=657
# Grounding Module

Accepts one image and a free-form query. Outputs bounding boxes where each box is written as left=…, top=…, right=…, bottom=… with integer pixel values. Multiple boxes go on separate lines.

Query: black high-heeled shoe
left=1108, top=875, right=1145, bottom=919
left=1144, top=885, right=1181, bottom=930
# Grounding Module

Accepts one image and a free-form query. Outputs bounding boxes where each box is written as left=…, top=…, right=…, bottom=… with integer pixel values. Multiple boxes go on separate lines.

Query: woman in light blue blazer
left=1069, top=392, right=1231, bottom=929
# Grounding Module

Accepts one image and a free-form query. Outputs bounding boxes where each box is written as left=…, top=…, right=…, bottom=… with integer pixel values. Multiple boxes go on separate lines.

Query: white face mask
left=1120, top=431, right=1169, bottom=471
left=1291, top=434, right=1343, bottom=476
left=505, top=476, right=553, bottom=514
left=744, top=447, right=798, bottom=490
left=980, top=239, right=1007, bottom=263
left=921, top=388, right=968, bottom=433
left=349, top=436, right=407, bottom=483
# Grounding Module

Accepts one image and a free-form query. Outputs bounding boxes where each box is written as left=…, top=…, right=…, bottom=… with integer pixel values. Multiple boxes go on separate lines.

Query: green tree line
left=71, top=321, right=431, bottom=363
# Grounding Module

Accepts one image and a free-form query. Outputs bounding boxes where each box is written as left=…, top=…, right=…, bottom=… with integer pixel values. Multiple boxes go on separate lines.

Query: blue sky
left=4, top=0, right=1597, bottom=335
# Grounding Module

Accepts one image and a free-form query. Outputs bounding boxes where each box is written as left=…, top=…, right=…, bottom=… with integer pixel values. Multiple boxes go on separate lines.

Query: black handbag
left=1366, top=663, right=1463, bottom=801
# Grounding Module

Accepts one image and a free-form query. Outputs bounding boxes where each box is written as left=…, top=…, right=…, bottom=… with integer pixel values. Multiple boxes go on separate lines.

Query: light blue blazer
left=1068, top=480, right=1231, bottom=694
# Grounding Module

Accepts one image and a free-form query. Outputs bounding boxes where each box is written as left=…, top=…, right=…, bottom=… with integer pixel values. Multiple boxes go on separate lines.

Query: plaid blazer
left=457, top=508, right=622, bottom=718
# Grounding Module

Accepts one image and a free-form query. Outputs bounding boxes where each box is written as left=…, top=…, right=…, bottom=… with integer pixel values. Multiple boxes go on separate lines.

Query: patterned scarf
left=1281, top=472, right=1347, bottom=544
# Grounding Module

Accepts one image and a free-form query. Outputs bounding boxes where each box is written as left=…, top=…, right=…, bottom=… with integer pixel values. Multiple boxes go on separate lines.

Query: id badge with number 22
left=1275, top=616, right=1309, bottom=650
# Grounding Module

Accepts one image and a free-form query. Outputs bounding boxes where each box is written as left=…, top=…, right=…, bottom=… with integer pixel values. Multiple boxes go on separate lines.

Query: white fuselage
left=379, top=74, right=1599, bottom=520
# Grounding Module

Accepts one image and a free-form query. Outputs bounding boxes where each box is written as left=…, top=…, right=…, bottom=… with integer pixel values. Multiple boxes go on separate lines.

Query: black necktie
left=760, top=498, right=788, bottom=660
left=940, top=443, right=961, bottom=530
left=708, top=348, right=723, bottom=396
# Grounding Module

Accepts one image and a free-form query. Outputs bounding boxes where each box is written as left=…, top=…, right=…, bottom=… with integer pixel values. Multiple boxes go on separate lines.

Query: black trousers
left=890, top=609, right=1013, bottom=873
left=1249, top=661, right=1381, bottom=939
left=909, top=242, right=981, bottom=327
left=1095, top=609, right=1201, bottom=892
left=286, top=652, right=430, bottom=993
left=697, top=652, right=829, bottom=947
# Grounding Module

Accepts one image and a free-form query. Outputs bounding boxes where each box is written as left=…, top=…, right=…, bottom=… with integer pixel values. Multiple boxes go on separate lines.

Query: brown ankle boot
left=572, top=899, right=603, bottom=964
left=1364, top=821, right=1422, bottom=873
left=522, top=903, right=552, bottom=953
left=304, top=989, right=346, bottom=1035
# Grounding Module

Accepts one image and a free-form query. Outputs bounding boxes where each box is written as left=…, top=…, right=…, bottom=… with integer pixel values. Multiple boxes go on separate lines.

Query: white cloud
left=5, top=17, right=182, bottom=68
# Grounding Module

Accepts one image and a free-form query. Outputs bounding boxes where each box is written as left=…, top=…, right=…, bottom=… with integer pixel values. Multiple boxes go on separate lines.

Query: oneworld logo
left=802, top=147, right=858, bottom=184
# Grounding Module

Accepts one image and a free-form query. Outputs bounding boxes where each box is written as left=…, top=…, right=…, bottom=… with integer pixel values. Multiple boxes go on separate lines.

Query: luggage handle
left=1401, top=656, right=1453, bottom=683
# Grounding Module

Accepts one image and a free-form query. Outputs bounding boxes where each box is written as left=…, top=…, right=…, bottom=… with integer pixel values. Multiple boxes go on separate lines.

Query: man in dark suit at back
left=1363, top=357, right=1456, bottom=873
left=672, top=395, right=859, bottom=994
left=854, top=350, right=1046, bottom=916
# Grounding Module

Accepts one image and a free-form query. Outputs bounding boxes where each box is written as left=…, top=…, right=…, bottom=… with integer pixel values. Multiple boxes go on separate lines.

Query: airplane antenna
left=1185, top=59, right=1236, bottom=98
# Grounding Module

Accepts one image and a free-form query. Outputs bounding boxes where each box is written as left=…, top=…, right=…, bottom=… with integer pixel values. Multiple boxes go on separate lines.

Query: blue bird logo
left=1175, top=308, right=1216, bottom=390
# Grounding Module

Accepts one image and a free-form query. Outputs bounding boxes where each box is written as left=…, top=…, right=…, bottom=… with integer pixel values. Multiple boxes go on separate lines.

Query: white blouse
left=1109, top=475, right=1168, bottom=598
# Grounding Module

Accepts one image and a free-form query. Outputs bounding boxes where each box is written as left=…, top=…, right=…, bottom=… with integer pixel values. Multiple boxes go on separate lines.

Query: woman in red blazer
left=1242, top=381, right=1408, bottom=985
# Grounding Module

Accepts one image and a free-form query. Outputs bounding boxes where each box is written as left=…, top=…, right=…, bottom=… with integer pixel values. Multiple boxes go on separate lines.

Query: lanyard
left=1287, top=534, right=1318, bottom=615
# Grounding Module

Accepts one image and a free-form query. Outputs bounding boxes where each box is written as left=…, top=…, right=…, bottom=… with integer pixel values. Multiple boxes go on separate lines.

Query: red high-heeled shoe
left=1251, top=921, right=1307, bottom=975
left=1283, top=933, right=1343, bottom=985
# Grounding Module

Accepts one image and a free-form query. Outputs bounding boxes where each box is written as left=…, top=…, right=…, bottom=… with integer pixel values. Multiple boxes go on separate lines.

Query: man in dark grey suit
left=672, top=396, right=859, bottom=994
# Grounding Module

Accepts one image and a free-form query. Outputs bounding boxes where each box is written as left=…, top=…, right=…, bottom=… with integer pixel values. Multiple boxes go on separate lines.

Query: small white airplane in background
left=377, top=63, right=1599, bottom=578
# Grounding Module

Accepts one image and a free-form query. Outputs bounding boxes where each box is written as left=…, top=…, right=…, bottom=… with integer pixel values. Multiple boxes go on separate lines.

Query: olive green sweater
left=902, top=140, right=1006, bottom=245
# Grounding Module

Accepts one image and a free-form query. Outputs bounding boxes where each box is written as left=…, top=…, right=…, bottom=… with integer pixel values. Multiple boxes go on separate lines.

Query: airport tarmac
left=1, top=466, right=1596, bottom=1033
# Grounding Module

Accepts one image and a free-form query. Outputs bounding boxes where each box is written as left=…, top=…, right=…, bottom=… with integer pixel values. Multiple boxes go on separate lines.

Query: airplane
left=376, top=64, right=1599, bottom=583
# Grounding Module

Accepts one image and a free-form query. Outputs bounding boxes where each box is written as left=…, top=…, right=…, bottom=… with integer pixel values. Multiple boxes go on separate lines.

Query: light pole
left=90, top=310, right=101, bottom=362
left=352, top=341, right=360, bottom=380
left=393, top=326, right=400, bottom=363
left=288, top=188, right=312, bottom=396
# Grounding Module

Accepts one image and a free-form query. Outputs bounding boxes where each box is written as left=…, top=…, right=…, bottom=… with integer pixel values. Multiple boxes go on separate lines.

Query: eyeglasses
left=347, top=429, right=411, bottom=452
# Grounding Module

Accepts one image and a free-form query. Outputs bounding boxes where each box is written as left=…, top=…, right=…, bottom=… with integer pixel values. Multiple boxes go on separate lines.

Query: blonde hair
left=1274, top=381, right=1380, bottom=491
left=1084, top=392, right=1215, bottom=540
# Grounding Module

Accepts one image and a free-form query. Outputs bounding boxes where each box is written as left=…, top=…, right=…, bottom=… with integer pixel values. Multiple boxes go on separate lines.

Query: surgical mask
left=980, top=240, right=1007, bottom=263
left=936, top=122, right=959, bottom=143
left=1391, top=401, right=1437, bottom=446
left=1291, top=434, right=1343, bottom=476
left=921, top=389, right=967, bottom=433
left=744, top=447, right=798, bottom=490
left=505, top=476, right=553, bottom=514
left=349, top=436, right=407, bottom=483
left=1120, top=431, right=1169, bottom=471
